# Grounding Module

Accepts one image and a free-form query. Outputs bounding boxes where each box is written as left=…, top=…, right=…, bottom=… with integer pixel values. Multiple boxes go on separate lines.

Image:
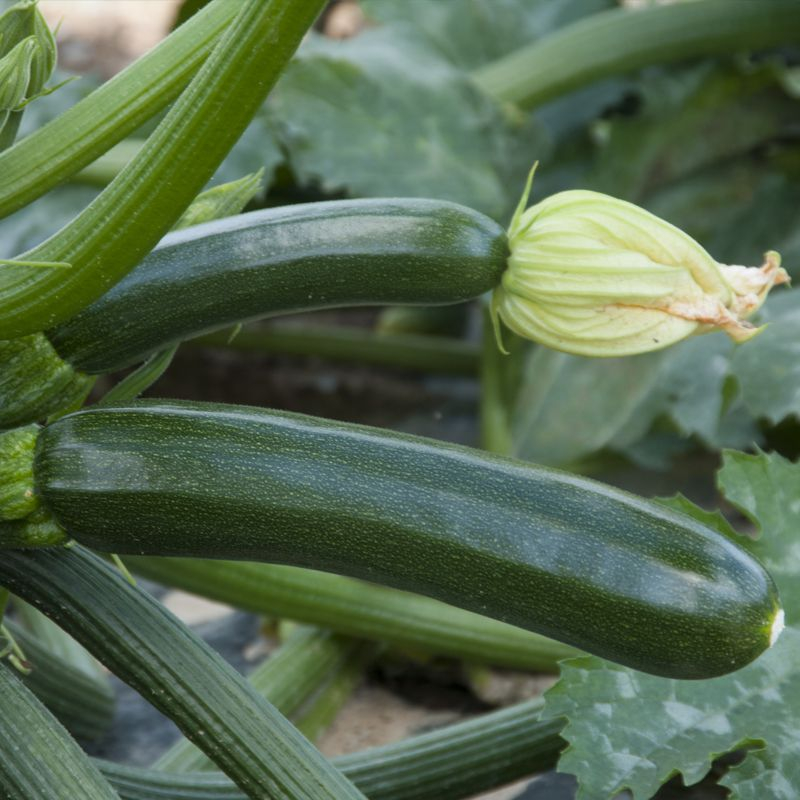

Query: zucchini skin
left=34, top=400, right=780, bottom=679
left=47, top=199, right=508, bottom=373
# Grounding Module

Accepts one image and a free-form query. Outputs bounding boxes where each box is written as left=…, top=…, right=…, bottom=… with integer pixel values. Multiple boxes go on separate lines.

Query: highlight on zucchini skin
left=48, top=198, right=508, bottom=373
left=30, top=399, right=782, bottom=680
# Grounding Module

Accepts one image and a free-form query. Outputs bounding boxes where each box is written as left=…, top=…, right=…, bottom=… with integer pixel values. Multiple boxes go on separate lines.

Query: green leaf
left=543, top=451, right=800, bottom=800
left=655, top=494, right=739, bottom=541
left=361, top=0, right=614, bottom=72
left=717, top=449, right=800, bottom=616
left=510, top=332, right=753, bottom=467
left=647, top=149, right=800, bottom=279
left=728, top=292, right=800, bottom=425
left=269, top=28, right=549, bottom=220
left=588, top=62, right=800, bottom=202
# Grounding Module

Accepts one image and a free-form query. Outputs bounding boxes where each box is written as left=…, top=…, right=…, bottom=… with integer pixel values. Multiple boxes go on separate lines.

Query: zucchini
left=47, top=199, right=507, bottom=373
left=0, top=662, right=118, bottom=800
left=29, top=400, right=781, bottom=679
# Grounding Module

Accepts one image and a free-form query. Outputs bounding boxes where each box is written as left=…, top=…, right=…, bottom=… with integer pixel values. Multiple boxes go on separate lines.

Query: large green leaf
left=588, top=62, right=800, bottom=202
left=268, top=28, right=548, bottom=220
left=542, top=451, right=800, bottom=800
left=717, top=449, right=800, bottom=616
left=360, top=0, right=614, bottom=71
left=510, top=332, right=754, bottom=467
left=512, top=287, right=800, bottom=468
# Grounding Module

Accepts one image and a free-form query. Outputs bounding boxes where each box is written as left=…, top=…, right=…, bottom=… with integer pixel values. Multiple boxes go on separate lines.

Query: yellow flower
left=492, top=168, right=789, bottom=357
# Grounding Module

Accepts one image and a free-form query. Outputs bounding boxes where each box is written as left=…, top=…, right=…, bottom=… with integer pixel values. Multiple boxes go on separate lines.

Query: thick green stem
left=472, top=0, right=800, bottom=108
left=293, top=640, right=378, bottom=744
left=0, top=0, right=324, bottom=338
left=479, top=305, right=513, bottom=455
left=155, top=627, right=362, bottom=773
left=0, top=546, right=366, bottom=799
left=14, top=598, right=107, bottom=681
left=128, top=557, right=580, bottom=673
left=191, top=324, right=480, bottom=376
left=6, top=617, right=114, bottom=742
left=0, top=661, right=118, bottom=799
left=0, top=1, right=234, bottom=220
left=100, top=697, right=564, bottom=800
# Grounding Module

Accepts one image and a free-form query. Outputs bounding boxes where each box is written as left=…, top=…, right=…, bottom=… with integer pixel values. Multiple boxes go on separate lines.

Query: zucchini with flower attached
left=1, top=400, right=783, bottom=680
left=2, top=173, right=788, bottom=429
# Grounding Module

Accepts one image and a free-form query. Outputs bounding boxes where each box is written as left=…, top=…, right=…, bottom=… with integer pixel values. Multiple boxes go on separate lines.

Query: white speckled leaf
left=543, top=451, right=800, bottom=800
left=718, top=450, right=800, bottom=619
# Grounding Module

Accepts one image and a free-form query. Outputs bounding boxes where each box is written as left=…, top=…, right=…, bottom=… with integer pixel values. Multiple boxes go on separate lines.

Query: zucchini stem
left=472, top=0, right=800, bottom=108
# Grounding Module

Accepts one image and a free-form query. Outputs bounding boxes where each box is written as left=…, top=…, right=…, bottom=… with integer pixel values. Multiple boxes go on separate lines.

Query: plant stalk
left=128, top=556, right=580, bottom=673
left=0, top=546, right=367, bottom=800
left=472, top=0, right=800, bottom=109
left=0, top=0, right=325, bottom=338
left=0, top=1, right=235, bottom=220
left=100, top=697, right=564, bottom=800
left=191, top=324, right=480, bottom=376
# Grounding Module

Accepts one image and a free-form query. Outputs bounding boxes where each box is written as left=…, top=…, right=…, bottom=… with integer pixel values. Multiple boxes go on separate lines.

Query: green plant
left=1, top=1, right=799, bottom=799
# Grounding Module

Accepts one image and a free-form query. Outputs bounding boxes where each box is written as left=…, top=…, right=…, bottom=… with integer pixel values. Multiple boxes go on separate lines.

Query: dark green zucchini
left=29, top=400, right=782, bottom=679
left=47, top=199, right=507, bottom=373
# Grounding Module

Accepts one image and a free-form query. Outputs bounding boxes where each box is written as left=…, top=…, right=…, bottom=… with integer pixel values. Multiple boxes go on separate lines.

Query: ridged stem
left=190, top=325, right=480, bottom=376
left=154, top=627, right=363, bottom=773
left=293, top=640, right=378, bottom=743
left=0, top=0, right=234, bottom=220
left=128, top=557, right=580, bottom=673
left=0, top=0, right=325, bottom=338
left=14, top=597, right=107, bottom=681
left=6, top=618, right=114, bottom=742
left=0, top=547, right=367, bottom=800
left=100, top=697, right=564, bottom=800
left=0, top=661, right=118, bottom=799
left=472, top=0, right=800, bottom=108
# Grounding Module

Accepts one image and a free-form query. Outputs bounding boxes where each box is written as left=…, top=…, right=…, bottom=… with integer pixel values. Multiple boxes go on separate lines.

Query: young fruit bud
left=0, top=36, right=37, bottom=112
left=492, top=169, right=789, bottom=357
left=0, top=0, right=56, bottom=148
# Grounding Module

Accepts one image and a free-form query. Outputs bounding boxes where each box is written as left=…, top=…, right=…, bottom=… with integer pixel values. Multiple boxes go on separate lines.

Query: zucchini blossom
left=492, top=170, right=789, bottom=357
